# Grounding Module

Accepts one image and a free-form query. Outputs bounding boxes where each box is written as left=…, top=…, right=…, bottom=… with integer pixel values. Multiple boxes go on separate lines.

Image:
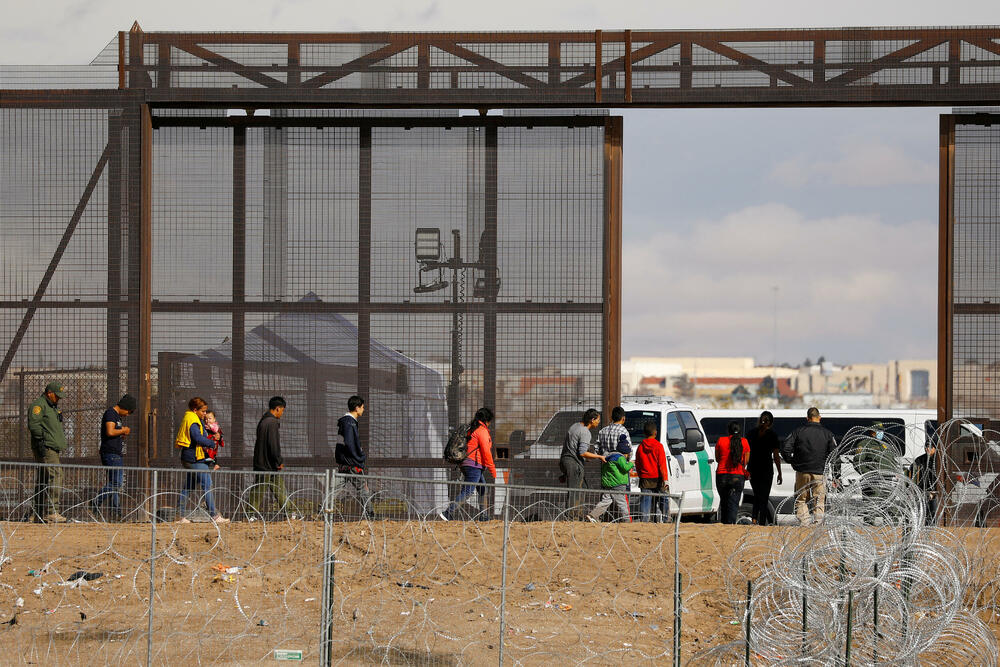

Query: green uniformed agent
left=852, top=423, right=902, bottom=523
left=28, top=381, right=68, bottom=523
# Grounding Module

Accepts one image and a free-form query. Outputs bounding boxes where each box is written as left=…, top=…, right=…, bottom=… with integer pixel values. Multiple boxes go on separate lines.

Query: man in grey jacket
left=781, top=406, right=837, bottom=525
left=560, top=408, right=605, bottom=518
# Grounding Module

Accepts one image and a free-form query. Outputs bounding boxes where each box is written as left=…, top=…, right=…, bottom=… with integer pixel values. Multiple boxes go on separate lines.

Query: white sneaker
left=176, top=517, right=191, bottom=524
left=586, top=516, right=599, bottom=524
left=438, top=512, right=449, bottom=522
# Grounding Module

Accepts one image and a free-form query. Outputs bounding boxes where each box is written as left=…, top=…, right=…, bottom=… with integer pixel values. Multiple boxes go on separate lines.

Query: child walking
left=587, top=441, right=634, bottom=523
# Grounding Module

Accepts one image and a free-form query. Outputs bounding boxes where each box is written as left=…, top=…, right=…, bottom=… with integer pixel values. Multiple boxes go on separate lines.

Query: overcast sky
left=3, top=0, right=996, bottom=366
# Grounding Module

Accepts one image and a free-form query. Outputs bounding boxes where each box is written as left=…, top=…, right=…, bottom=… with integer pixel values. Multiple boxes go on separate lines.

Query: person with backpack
left=336, top=395, right=374, bottom=520
left=440, top=407, right=495, bottom=521
left=715, top=420, right=750, bottom=524
left=586, top=441, right=634, bottom=523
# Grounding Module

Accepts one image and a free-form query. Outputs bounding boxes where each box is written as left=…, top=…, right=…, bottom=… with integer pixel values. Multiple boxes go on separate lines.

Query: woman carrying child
left=174, top=397, right=229, bottom=525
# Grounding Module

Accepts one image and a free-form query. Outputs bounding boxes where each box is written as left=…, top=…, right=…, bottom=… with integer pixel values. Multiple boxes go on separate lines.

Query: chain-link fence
left=0, top=462, right=687, bottom=665
left=3, top=454, right=1000, bottom=666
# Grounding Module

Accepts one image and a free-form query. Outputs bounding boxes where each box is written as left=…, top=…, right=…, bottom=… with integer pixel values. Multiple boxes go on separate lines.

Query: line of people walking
left=25, top=381, right=372, bottom=524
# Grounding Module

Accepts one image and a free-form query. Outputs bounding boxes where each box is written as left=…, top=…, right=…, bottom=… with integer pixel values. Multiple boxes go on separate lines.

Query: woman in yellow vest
left=175, top=397, right=229, bottom=524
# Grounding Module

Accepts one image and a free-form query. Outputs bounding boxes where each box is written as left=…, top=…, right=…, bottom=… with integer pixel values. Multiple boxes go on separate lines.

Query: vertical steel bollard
left=147, top=469, right=158, bottom=667
left=845, top=590, right=854, bottom=666
left=498, top=492, right=511, bottom=666
left=745, top=579, right=753, bottom=667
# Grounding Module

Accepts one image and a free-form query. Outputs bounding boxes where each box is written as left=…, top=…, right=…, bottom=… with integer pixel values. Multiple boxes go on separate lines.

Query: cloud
left=769, top=140, right=936, bottom=188
left=622, top=203, right=936, bottom=363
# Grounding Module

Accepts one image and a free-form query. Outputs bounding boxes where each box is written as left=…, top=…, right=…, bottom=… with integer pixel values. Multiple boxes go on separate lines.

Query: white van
left=505, top=399, right=719, bottom=520
left=696, top=408, right=985, bottom=517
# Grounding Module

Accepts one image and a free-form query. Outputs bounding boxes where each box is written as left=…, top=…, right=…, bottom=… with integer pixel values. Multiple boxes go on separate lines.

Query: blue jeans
left=639, top=485, right=669, bottom=522
left=716, top=473, right=745, bottom=524
left=445, top=465, right=485, bottom=518
left=96, top=452, right=124, bottom=511
left=178, top=461, right=217, bottom=517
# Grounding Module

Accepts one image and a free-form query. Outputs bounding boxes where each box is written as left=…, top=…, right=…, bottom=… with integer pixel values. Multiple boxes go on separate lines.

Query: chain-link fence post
left=320, top=468, right=336, bottom=666
left=147, top=469, right=158, bottom=667
left=673, top=491, right=684, bottom=667
left=498, top=490, right=511, bottom=666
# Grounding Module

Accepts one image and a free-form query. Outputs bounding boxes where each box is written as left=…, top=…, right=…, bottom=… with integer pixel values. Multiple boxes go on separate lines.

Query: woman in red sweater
left=715, top=420, right=750, bottom=524
left=440, top=407, right=496, bottom=521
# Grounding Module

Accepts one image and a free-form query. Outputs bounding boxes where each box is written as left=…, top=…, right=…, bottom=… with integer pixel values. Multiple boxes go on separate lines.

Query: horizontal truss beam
left=103, top=26, right=1000, bottom=108
left=0, top=301, right=604, bottom=314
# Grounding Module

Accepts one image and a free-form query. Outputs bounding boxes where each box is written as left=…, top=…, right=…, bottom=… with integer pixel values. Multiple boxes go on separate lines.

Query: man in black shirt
left=94, top=394, right=136, bottom=518
left=248, top=396, right=297, bottom=518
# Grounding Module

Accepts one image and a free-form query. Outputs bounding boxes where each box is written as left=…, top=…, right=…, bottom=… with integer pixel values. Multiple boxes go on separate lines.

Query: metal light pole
left=772, top=286, right=779, bottom=401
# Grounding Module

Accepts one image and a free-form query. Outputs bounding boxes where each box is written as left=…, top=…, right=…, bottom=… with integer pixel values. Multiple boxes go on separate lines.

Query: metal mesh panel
left=138, top=115, right=609, bottom=472
left=0, top=101, right=140, bottom=463
left=949, top=116, right=1000, bottom=419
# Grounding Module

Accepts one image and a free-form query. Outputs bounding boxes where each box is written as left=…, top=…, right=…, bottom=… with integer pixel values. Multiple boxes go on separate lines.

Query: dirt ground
left=1, top=521, right=998, bottom=665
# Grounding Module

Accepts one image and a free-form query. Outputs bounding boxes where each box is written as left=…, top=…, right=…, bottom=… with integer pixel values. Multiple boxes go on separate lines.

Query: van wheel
left=702, top=511, right=718, bottom=523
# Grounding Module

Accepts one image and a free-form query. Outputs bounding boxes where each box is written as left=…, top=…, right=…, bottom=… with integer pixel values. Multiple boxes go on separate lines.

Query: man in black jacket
left=336, top=395, right=373, bottom=519
left=781, top=407, right=836, bottom=525
left=248, top=396, right=297, bottom=518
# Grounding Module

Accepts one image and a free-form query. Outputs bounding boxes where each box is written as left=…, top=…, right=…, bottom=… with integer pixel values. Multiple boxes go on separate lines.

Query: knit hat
left=616, top=442, right=632, bottom=456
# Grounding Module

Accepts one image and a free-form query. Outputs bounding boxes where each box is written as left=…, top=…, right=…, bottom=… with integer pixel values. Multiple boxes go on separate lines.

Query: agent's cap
left=44, top=381, right=66, bottom=397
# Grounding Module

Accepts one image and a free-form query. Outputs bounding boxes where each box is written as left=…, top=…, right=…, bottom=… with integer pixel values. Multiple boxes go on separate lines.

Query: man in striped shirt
left=597, top=406, right=631, bottom=457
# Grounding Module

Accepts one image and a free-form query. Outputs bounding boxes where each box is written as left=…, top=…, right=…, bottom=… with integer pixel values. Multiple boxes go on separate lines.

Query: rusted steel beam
left=624, top=30, right=632, bottom=102
left=595, top=30, right=602, bottom=103
left=0, top=144, right=111, bottom=385
left=171, top=40, right=285, bottom=88
left=301, top=41, right=412, bottom=88
left=602, top=116, right=623, bottom=421
left=697, top=39, right=812, bottom=87
left=938, top=114, right=955, bottom=424
left=433, top=41, right=547, bottom=89
left=826, top=39, right=947, bottom=87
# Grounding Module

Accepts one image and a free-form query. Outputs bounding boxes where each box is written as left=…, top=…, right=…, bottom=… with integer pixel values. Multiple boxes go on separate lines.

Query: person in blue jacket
left=336, top=395, right=374, bottom=519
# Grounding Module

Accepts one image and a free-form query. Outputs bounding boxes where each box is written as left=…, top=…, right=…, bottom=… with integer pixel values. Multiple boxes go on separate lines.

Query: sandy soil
left=1, top=521, right=998, bottom=665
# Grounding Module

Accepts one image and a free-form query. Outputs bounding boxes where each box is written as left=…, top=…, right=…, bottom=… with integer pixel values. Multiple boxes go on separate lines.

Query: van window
left=535, top=411, right=583, bottom=448
left=820, top=417, right=906, bottom=455
left=702, top=416, right=758, bottom=445
left=677, top=411, right=699, bottom=432
left=625, top=410, right=660, bottom=444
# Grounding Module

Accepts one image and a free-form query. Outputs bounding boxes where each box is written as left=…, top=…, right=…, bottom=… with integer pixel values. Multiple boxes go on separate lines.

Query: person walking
left=746, top=411, right=783, bottom=526
left=27, top=381, right=69, bottom=523
left=781, top=407, right=836, bottom=526
left=596, top=406, right=631, bottom=457
left=715, top=421, right=750, bottom=525
left=559, top=408, right=604, bottom=518
left=248, top=396, right=298, bottom=518
left=93, top=394, right=137, bottom=518
left=440, top=407, right=496, bottom=521
left=635, top=421, right=670, bottom=522
left=336, top=395, right=374, bottom=519
left=911, top=441, right=940, bottom=526
left=587, top=441, right=634, bottom=523
left=174, top=397, right=229, bottom=525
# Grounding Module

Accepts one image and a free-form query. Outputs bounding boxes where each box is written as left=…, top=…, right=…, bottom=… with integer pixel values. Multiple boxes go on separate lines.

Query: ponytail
left=727, top=420, right=743, bottom=470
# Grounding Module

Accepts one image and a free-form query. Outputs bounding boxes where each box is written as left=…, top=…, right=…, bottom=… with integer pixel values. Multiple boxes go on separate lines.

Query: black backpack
left=444, top=423, right=473, bottom=464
